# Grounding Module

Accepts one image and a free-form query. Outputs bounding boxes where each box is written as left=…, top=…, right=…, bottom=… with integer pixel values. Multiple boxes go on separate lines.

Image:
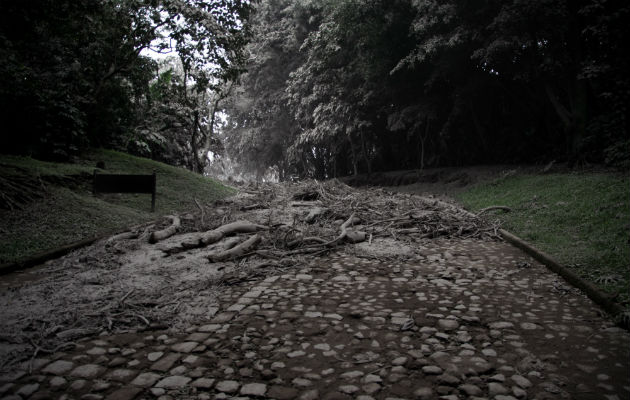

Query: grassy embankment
left=0, top=149, right=234, bottom=265
left=456, top=172, right=630, bottom=309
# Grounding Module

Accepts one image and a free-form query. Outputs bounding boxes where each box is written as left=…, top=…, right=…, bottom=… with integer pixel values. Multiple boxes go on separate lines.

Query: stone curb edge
left=0, top=220, right=160, bottom=276
left=499, top=228, right=628, bottom=331
left=0, top=235, right=102, bottom=276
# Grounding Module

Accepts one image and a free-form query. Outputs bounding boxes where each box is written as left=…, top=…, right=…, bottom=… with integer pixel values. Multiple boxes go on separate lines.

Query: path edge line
left=499, top=229, right=628, bottom=330
left=0, top=220, right=159, bottom=276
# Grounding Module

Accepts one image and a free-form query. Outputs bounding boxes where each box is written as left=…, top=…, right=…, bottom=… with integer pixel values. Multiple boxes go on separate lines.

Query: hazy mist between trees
left=1, top=0, right=628, bottom=179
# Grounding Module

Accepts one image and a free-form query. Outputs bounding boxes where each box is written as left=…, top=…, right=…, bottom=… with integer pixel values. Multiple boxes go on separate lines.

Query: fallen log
left=159, top=220, right=268, bottom=255
left=207, top=234, right=262, bottom=262
left=220, top=236, right=243, bottom=251
left=149, top=216, right=181, bottom=243
left=200, top=220, right=268, bottom=245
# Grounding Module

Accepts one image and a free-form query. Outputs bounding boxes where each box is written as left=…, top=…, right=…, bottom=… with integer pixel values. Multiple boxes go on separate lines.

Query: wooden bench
left=93, top=170, right=156, bottom=212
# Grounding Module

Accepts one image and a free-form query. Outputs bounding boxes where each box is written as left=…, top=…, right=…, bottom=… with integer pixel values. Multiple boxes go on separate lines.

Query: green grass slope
left=456, top=172, right=630, bottom=308
left=0, top=149, right=234, bottom=264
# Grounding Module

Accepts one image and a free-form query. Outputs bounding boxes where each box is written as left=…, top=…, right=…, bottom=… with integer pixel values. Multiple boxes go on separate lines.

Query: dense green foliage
left=0, top=149, right=233, bottom=264
left=1, top=0, right=627, bottom=177
left=457, top=172, right=630, bottom=308
left=224, top=0, right=630, bottom=179
left=0, top=0, right=252, bottom=166
left=131, top=58, right=234, bottom=173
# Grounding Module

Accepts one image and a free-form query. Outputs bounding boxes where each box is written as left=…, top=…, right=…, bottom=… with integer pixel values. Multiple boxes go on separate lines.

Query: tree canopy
left=223, top=0, right=629, bottom=179
left=0, top=0, right=252, bottom=162
left=1, top=0, right=627, bottom=176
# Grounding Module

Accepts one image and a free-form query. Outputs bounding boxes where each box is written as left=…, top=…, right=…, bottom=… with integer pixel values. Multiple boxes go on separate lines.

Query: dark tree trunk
left=190, top=111, right=203, bottom=174
left=348, top=132, right=359, bottom=177
left=360, top=130, right=371, bottom=179
left=418, top=117, right=430, bottom=170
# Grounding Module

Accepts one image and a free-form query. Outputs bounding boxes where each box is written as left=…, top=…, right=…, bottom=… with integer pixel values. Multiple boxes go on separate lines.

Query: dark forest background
left=1, top=0, right=628, bottom=179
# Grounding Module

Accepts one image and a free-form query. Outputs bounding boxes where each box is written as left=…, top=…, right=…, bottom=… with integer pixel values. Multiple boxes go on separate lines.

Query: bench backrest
left=93, top=170, right=156, bottom=211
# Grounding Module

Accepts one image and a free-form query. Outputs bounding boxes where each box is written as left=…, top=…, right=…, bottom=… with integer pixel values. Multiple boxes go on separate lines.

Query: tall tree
left=223, top=0, right=321, bottom=179
left=223, top=0, right=629, bottom=180
left=0, top=0, right=252, bottom=162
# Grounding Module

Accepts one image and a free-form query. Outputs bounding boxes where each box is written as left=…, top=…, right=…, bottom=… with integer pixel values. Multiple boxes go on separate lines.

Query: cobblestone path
left=1, top=239, right=629, bottom=400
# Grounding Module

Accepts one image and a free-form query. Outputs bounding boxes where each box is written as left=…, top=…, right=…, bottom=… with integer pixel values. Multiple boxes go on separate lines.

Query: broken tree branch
left=149, top=215, right=181, bottom=243
left=156, top=220, right=268, bottom=255
left=201, top=220, right=267, bottom=245
left=207, top=234, right=262, bottom=262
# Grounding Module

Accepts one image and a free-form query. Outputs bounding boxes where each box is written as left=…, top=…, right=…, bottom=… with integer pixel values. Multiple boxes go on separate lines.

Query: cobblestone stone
left=49, top=376, right=67, bottom=388
left=155, top=375, right=191, bottom=389
left=69, top=364, right=105, bottom=379
left=147, top=351, right=163, bottom=362
left=267, top=385, right=298, bottom=399
left=105, top=368, right=137, bottom=382
left=510, top=374, right=532, bottom=388
left=150, top=353, right=180, bottom=372
left=15, top=383, right=39, bottom=397
left=489, top=382, right=510, bottom=396
left=104, top=386, right=142, bottom=400
left=41, top=360, right=74, bottom=375
left=171, top=341, right=198, bottom=353
left=215, top=380, right=239, bottom=393
left=240, top=382, right=267, bottom=396
left=191, top=377, right=215, bottom=389
left=130, top=372, right=161, bottom=387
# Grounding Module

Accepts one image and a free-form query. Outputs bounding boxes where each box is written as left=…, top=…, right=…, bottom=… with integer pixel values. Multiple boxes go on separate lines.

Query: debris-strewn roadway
left=1, top=239, right=628, bottom=400
left=1, top=181, right=628, bottom=399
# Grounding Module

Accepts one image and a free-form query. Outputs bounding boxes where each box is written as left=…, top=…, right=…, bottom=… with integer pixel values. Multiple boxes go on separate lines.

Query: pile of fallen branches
left=154, top=179, right=501, bottom=262
left=0, top=179, right=501, bottom=371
